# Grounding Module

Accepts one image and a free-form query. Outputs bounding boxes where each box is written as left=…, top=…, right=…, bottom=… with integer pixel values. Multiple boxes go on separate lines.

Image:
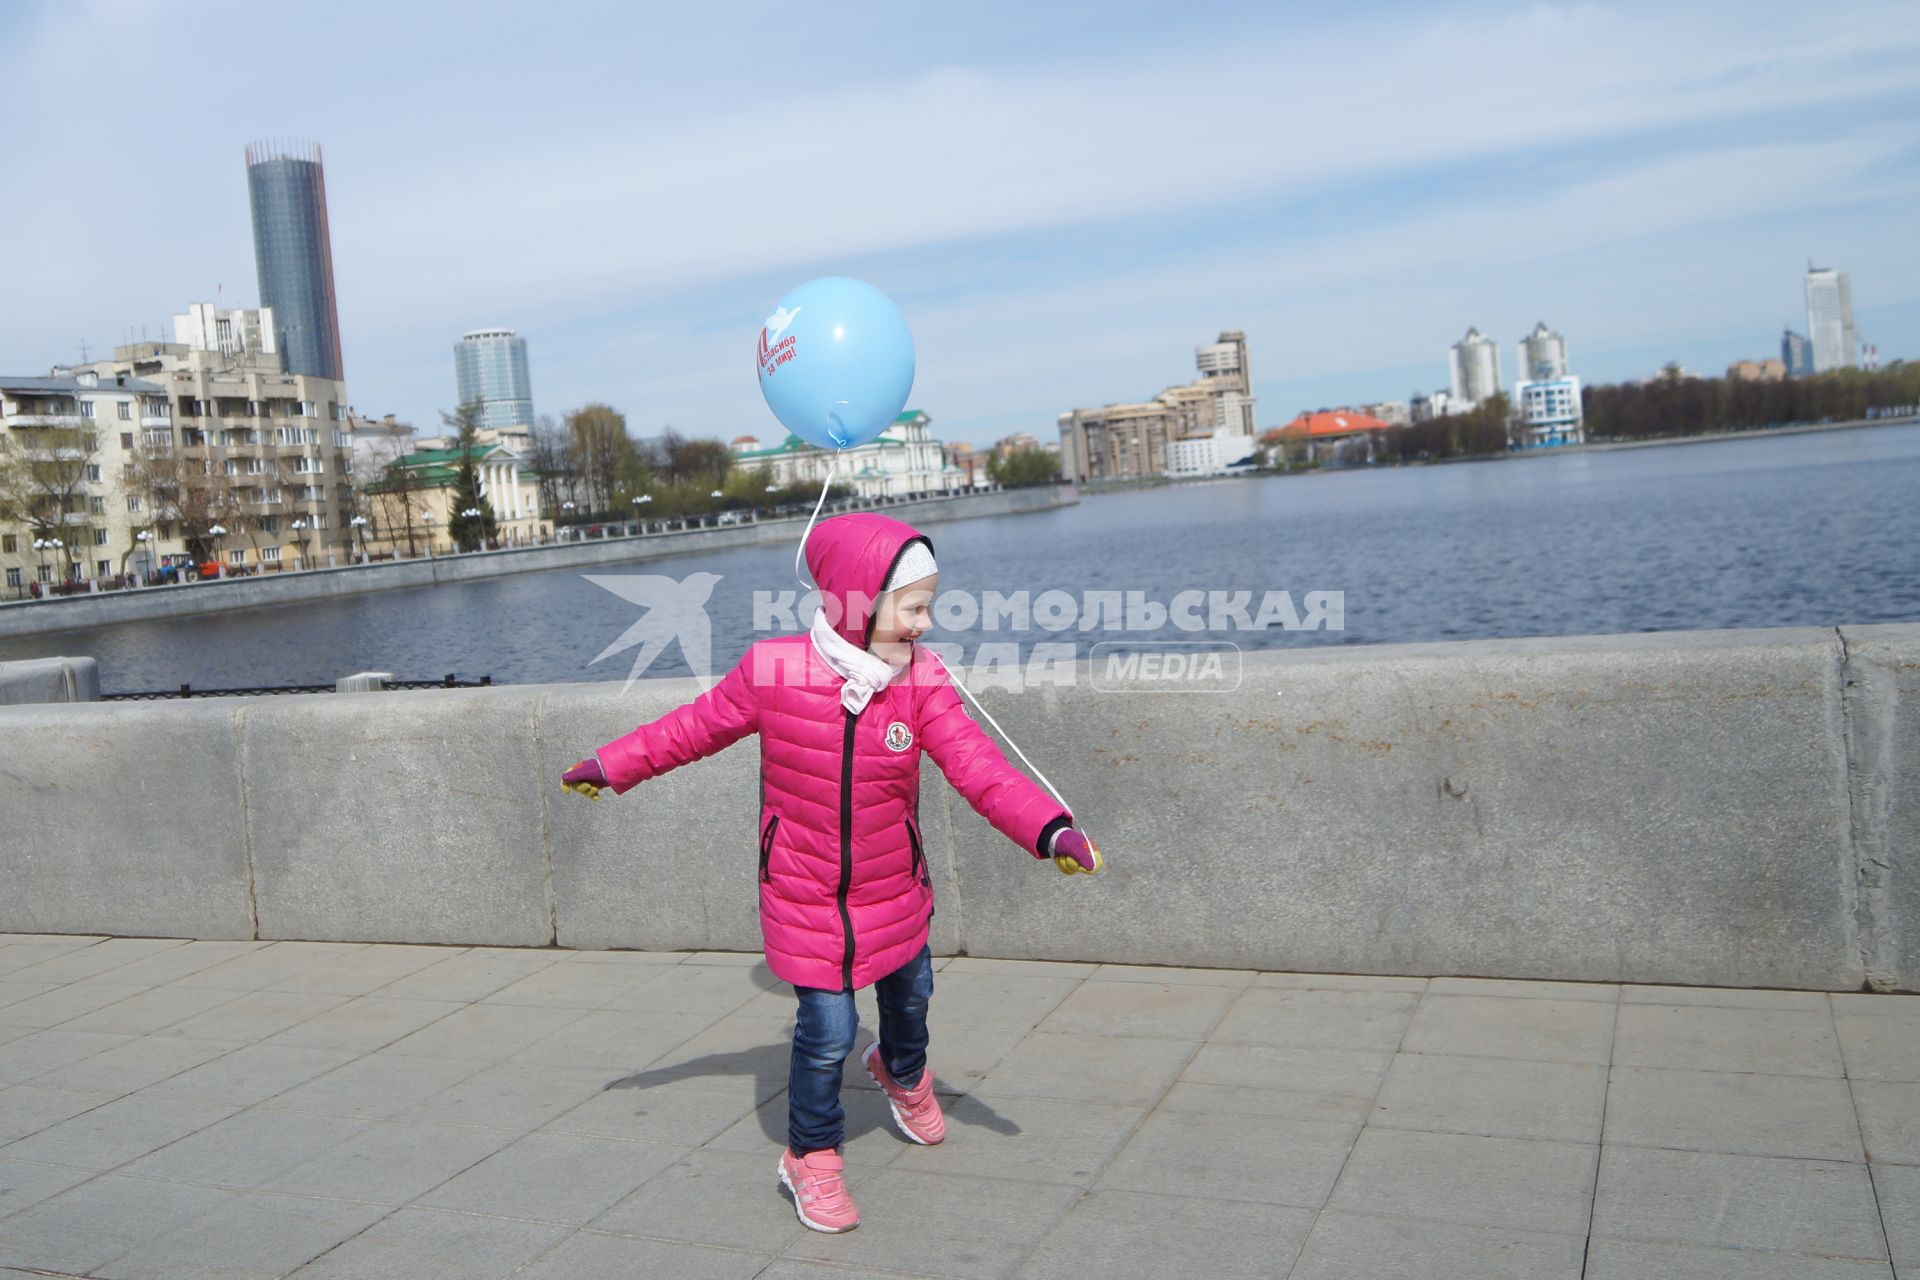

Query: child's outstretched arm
left=567, top=645, right=762, bottom=798
left=914, top=655, right=1079, bottom=862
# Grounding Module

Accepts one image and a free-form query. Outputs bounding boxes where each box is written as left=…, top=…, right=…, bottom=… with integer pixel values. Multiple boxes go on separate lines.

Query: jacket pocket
left=905, top=817, right=931, bottom=889
left=759, top=814, right=780, bottom=884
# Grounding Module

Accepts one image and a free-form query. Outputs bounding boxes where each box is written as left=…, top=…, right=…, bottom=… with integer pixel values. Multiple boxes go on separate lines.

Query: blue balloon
left=756, top=277, right=915, bottom=450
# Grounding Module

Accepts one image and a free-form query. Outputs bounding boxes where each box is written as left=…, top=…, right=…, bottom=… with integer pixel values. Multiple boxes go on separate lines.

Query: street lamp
left=134, top=529, right=153, bottom=584
left=291, top=518, right=308, bottom=570
left=420, top=509, right=435, bottom=558
left=350, top=514, right=368, bottom=563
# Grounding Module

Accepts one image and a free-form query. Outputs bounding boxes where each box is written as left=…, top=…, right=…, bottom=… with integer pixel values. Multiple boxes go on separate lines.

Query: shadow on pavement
left=605, top=1002, right=1021, bottom=1149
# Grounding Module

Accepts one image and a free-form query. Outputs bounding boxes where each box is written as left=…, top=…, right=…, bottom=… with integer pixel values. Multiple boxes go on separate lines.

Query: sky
left=3, top=0, right=1918, bottom=447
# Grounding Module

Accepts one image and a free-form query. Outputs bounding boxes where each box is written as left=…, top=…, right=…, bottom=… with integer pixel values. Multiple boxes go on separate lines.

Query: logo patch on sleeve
left=884, top=721, right=913, bottom=752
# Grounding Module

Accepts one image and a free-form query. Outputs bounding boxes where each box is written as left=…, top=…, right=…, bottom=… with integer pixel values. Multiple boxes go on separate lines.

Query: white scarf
left=810, top=608, right=906, bottom=714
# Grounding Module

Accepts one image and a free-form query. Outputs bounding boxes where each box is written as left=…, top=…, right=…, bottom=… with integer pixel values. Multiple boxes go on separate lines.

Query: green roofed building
left=728, top=409, right=964, bottom=498
left=363, top=439, right=545, bottom=557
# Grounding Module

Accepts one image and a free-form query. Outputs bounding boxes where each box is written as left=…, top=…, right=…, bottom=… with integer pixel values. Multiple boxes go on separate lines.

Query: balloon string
left=794, top=455, right=837, bottom=592
left=926, top=649, right=1075, bottom=822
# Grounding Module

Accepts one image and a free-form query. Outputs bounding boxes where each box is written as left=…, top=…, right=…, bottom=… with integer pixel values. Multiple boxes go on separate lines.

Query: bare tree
left=529, top=413, right=576, bottom=519
left=1, top=416, right=100, bottom=580
left=361, top=433, right=428, bottom=558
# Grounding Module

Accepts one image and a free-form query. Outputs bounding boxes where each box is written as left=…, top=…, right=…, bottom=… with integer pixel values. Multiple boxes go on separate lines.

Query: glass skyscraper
left=454, top=329, right=536, bottom=431
left=245, top=141, right=345, bottom=382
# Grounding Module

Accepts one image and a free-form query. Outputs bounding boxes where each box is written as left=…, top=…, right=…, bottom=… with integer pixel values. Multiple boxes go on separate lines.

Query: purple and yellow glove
left=1049, top=827, right=1102, bottom=875
left=560, top=756, right=609, bottom=801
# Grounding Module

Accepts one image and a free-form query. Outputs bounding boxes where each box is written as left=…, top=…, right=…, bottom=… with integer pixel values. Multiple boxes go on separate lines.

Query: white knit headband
left=883, top=541, right=938, bottom=592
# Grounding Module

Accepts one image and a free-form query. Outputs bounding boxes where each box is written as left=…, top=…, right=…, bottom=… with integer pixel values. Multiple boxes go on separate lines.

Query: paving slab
left=1590, top=1145, right=1888, bottom=1261
left=1323, top=1126, right=1598, bottom=1236
left=255, top=1118, right=523, bottom=1204
left=1401, top=994, right=1615, bottom=1064
left=1601, top=1065, right=1865, bottom=1160
left=1288, top=1208, right=1587, bottom=1280
left=1095, top=1108, right=1359, bottom=1208
left=1368, top=1052, right=1607, bottom=1142
left=412, top=1130, right=688, bottom=1225
left=1034, top=977, right=1238, bottom=1039
left=511, top=1229, right=772, bottom=1279
left=1583, top=1237, right=1897, bottom=1279
left=1871, top=1162, right=1920, bottom=1277
left=278, top=1205, right=568, bottom=1279
left=1018, top=1188, right=1315, bottom=1279
left=1853, top=1079, right=1920, bottom=1165
left=0, top=1173, right=235, bottom=1275
left=90, top=1190, right=393, bottom=1280
left=1612, top=1002, right=1845, bottom=1076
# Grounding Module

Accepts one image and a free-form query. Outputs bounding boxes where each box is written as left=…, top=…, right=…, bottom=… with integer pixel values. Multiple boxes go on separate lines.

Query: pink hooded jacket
left=594, top=512, right=1071, bottom=990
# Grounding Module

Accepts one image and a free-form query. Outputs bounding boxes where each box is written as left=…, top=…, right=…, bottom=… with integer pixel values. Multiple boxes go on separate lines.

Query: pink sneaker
left=864, top=1042, right=946, bottom=1145
left=778, top=1147, right=860, bottom=1233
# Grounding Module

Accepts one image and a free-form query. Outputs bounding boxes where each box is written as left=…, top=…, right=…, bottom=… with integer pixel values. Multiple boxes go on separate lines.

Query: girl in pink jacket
left=559, top=511, right=1096, bottom=1234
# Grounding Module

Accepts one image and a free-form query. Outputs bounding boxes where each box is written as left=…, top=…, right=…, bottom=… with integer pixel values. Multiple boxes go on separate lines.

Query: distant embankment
left=2, top=620, right=1913, bottom=993
left=0, top=485, right=1074, bottom=640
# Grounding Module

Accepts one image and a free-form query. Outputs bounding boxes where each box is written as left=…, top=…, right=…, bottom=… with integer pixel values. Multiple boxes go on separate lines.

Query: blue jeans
left=788, top=943, right=934, bottom=1155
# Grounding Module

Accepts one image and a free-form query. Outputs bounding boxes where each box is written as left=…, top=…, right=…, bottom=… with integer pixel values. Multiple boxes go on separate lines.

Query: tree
left=675, top=438, right=733, bottom=493
left=612, top=439, right=656, bottom=507
left=987, top=446, right=1059, bottom=487
left=567, top=403, right=632, bottom=514
left=361, top=434, right=429, bottom=558
left=1, top=416, right=101, bottom=579
left=722, top=460, right=776, bottom=507
left=441, top=401, right=500, bottom=552
left=529, top=413, right=576, bottom=518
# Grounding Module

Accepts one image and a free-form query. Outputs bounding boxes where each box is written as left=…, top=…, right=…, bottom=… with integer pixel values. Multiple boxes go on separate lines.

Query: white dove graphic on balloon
left=764, top=306, right=801, bottom=341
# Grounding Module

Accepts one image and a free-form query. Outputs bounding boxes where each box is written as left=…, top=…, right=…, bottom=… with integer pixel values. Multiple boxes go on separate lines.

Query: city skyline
left=2, top=1, right=1916, bottom=446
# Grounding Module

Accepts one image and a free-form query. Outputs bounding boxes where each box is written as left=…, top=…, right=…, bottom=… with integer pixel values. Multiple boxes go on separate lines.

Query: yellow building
left=361, top=441, right=547, bottom=558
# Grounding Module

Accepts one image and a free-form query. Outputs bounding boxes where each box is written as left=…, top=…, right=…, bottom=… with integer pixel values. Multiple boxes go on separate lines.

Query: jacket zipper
left=837, top=707, right=858, bottom=990
left=759, top=814, right=779, bottom=884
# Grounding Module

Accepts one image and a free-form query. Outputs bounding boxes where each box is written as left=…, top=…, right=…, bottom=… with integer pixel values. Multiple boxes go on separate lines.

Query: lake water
left=5, top=424, right=1917, bottom=693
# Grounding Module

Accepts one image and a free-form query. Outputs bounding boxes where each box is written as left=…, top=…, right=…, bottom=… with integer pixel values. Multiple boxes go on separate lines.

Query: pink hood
left=803, top=511, right=932, bottom=650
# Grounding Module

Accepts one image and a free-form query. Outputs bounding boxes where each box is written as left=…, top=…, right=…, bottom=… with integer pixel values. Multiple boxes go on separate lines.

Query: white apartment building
left=1448, top=327, right=1502, bottom=407
left=82, top=307, right=357, bottom=571
left=1805, top=267, right=1858, bottom=373
left=1512, top=376, right=1585, bottom=448
left=0, top=371, right=173, bottom=593
left=1519, top=322, right=1569, bottom=381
